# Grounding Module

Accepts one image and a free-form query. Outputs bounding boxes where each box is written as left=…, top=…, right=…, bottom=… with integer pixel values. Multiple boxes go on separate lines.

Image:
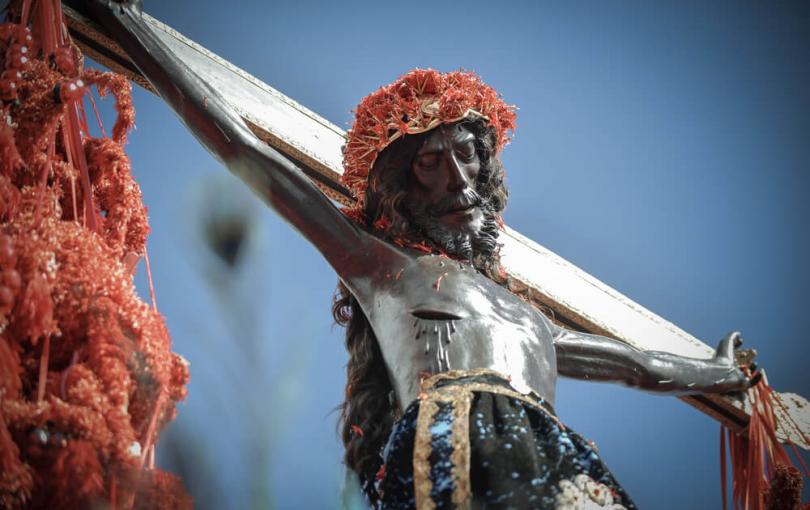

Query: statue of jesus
left=81, top=1, right=757, bottom=508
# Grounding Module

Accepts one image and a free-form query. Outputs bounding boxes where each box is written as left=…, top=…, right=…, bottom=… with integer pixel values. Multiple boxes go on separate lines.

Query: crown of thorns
left=341, top=69, right=517, bottom=218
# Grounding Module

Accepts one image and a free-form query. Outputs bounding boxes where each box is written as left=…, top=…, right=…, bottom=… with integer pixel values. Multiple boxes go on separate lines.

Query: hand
left=110, top=0, right=143, bottom=15
left=67, top=0, right=143, bottom=21
left=713, top=331, right=762, bottom=390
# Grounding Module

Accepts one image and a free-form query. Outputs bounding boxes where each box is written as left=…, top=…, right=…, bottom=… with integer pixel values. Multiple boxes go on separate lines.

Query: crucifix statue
left=71, top=1, right=807, bottom=509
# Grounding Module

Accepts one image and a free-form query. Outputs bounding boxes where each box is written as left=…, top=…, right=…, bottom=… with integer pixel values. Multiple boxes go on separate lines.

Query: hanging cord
left=721, top=370, right=808, bottom=509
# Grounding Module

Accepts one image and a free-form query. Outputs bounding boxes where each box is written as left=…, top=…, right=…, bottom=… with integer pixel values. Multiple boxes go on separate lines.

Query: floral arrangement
left=0, top=2, right=189, bottom=508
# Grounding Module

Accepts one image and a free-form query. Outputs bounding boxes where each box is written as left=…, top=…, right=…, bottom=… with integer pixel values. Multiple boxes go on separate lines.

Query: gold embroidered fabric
left=412, top=368, right=560, bottom=509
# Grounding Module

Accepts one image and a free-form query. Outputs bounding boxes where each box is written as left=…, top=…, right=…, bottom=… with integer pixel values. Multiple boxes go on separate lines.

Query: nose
left=444, top=151, right=469, bottom=193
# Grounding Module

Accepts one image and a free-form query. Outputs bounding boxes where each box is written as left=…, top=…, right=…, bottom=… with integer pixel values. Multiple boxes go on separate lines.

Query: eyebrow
left=417, top=129, right=475, bottom=154
left=451, top=129, right=476, bottom=144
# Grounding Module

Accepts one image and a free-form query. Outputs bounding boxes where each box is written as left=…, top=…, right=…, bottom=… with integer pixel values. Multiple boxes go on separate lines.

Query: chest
left=349, top=252, right=559, bottom=404
left=359, top=254, right=554, bottom=349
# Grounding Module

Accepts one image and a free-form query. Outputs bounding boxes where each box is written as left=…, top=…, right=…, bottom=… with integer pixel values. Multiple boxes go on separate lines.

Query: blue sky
left=100, top=1, right=810, bottom=508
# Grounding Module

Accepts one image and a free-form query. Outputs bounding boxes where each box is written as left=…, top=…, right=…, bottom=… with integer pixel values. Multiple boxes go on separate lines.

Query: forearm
left=73, top=1, right=379, bottom=274
left=554, top=330, right=747, bottom=395
left=628, top=349, right=742, bottom=394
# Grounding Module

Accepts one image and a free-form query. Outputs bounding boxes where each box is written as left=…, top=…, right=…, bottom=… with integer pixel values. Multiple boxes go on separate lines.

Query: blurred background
left=79, top=1, right=810, bottom=508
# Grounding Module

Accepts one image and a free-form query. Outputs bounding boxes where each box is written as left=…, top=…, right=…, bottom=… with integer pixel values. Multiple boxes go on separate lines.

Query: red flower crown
left=341, top=69, right=517, bottom=221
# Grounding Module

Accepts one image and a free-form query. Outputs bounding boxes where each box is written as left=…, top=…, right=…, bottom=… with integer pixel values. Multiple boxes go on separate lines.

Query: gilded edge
left=414, top=397, right=439, bottom=510
left=448, top=386, right=472, bottom=510
left=421, top=368, right=561, bottom=427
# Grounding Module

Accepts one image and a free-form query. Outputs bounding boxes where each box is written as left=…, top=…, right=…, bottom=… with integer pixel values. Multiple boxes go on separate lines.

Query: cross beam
left=62, top=5, right=809, bottom=449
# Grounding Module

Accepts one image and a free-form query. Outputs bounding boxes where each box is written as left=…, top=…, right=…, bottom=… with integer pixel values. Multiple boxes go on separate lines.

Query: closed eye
left=416, top=152, right=439, bottom=168
left=455, top=141, right=477, bottom=161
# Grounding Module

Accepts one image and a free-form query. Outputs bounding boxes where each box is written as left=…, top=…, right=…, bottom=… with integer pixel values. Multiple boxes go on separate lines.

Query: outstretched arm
left=554, top=329, right=756, bottom=395
left=75, top=1, right=380, bottom=277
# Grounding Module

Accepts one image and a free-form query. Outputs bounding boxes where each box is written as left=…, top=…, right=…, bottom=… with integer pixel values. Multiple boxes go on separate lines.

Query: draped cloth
left=374, top=369, right=637, bottom=510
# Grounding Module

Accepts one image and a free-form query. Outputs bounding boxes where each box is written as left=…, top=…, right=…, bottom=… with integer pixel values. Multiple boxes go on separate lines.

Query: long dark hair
left=334, top=120, right=508, bottom=499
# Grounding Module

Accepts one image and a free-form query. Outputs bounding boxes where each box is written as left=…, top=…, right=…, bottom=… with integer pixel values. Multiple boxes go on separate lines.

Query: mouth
left=430, top=193, right=481, bottom=218
left=418, top=190, right=484, bottom=224
left=443, top=204, right=476, bottom=217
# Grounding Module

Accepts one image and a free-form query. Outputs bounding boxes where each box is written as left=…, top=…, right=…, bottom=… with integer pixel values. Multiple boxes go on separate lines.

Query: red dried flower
left=372, top=214, right=391, bottom=231
left=0, top=4, right=189, bottom=508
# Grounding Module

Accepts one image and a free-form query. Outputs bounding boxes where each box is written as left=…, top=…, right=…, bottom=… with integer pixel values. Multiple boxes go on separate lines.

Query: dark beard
left=404, top=188, right=501, bottom=266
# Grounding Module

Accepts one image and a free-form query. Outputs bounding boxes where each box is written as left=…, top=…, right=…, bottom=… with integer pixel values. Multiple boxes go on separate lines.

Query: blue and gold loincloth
left=376, top=369, right=637, bottom=509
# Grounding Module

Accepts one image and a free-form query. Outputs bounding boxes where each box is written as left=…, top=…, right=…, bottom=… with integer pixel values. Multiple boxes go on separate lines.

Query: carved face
left=366, top=119, right=504, bottom=265
left=404, top=123, right=488, bottom=259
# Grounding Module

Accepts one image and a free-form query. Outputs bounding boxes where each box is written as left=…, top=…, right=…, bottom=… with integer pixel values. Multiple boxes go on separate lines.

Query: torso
left=347, top=247, right=559, bottom=410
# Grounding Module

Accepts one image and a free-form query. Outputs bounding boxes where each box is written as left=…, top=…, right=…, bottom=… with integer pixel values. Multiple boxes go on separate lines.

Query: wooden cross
left=62, top=5, right=810, bottom=450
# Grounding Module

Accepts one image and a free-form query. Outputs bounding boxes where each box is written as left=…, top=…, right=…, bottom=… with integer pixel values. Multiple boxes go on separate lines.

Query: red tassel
left=721, top=373, right=807, bottom=509
left=722, top=427, right=728, bottom=510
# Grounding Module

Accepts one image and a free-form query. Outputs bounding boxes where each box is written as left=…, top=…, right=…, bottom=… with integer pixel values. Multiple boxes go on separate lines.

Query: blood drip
left=0, top=2, right=190, bottom=509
